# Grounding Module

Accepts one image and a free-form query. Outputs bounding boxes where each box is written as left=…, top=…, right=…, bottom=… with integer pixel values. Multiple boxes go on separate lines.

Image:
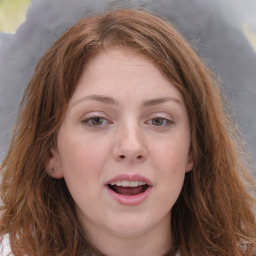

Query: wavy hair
left=1, top=7, right=256, bottom=256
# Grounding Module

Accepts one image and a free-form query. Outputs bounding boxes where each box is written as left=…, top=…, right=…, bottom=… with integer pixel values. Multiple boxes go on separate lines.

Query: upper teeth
left=110, top=180, right=146, bottom=187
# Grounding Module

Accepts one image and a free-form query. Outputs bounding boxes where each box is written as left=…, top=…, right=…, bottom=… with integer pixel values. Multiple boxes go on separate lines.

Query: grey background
left=0, top=0, right=256, bottom=170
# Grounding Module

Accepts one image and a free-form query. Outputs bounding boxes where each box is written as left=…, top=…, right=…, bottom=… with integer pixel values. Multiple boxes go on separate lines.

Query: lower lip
left=105, top=186, right=152, bottom=205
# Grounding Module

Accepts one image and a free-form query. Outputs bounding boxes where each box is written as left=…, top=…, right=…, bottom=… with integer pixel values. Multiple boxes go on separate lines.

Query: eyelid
left=81, top=111, right=108, bottom=120
left=82, top=112, right=99, bottom=117
left=146, top=112, right=174, bottom=121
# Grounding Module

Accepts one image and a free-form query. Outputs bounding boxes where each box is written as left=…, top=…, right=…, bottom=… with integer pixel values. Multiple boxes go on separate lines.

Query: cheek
left=58, top=134, right=111, bottom=178
left=57, top=136, right=111, bottom=204
left=152, top=137, right=190, bottom=172
left=150, top=141, right=188, bottom=214
left=150, top=136, right=189, bottom=199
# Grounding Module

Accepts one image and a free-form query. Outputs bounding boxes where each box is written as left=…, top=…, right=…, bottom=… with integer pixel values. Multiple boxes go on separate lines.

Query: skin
left=47, top=48, right=193, bottom=256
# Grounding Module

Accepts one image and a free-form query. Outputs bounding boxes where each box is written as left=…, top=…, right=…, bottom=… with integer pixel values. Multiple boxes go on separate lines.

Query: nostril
left=117, top=154, right=145, bottom=160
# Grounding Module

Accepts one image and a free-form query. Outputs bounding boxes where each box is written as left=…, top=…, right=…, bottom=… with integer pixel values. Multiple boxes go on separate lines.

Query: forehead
left=70, top=47, right=184, bottom=104
left=83, top=47, right=158, bottom=76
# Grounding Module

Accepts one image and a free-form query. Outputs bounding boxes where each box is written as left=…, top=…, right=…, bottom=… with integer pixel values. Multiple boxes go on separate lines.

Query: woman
left=0, top=7, right=255, bottom=256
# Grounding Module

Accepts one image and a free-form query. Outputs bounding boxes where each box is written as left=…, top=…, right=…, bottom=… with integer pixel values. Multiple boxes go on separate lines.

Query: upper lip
left=105, top=174, right=152, bottom=186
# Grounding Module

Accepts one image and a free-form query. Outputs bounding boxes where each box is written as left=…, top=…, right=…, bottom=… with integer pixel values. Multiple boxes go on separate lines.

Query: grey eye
left=82, top=116, right=108, bottom=126
left=151, top=117, right=168, bottom=126
left=89, top=117, right=104, bottom=126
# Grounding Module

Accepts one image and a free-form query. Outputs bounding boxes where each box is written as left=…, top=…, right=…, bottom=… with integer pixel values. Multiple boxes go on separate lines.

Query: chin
left=105, top=214, right=154, bottom=237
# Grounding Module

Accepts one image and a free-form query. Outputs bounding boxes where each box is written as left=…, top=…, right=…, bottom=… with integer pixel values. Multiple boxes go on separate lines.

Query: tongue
left=110, top=185, right=147, bottom=195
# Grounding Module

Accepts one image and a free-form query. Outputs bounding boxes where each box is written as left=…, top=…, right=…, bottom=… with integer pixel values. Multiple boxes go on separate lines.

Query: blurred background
left=0, top=0, right=256, bottom=174
left=0, top=0, right=30, bottom=34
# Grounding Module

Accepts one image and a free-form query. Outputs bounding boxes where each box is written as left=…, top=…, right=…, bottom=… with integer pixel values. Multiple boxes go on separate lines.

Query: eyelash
left=81, top=115, right=173, bottom=128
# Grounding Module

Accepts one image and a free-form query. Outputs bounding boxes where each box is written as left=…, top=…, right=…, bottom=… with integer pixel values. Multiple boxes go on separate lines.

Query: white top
left=0, top=235, right=13, bottom=256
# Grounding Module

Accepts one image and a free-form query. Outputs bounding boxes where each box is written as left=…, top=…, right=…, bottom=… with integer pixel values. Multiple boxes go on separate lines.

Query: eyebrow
left=72, top=95, right=119, bottom=107
left=142, top=97, right=181, bottom=107
left=71, top=94, right=181, bottom=108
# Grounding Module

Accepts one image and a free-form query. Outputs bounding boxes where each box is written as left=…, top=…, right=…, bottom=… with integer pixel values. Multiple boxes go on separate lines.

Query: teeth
left=110, top=180, right=146, bottom=187
left=116, top=180, right=122, bottom=186
left=122, top=180, right=129, bottom=187
left=129, top=181, right=138, bottom=187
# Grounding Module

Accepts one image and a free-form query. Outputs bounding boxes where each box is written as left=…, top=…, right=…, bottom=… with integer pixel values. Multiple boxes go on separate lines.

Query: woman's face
left=48, top=48, right=193, bottom=244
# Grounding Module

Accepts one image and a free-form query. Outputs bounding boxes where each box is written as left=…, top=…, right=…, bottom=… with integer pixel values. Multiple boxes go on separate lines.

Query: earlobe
left=185, top=162, right=194, bottom=173
left=46, top=149, right=64, bottom=179
left=185, top=153, right=194, bottom=173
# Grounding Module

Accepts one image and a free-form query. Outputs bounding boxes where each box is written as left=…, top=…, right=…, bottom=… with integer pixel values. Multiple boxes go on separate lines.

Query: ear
left=185, top=152, right=194, bottom=173
left=46, top=148, right=64, bottom=179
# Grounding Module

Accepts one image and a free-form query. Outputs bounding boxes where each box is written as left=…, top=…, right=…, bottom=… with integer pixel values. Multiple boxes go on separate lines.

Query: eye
left=147, top=117, right=173, bottom=127
left=81, top=115, right=110, bottom=127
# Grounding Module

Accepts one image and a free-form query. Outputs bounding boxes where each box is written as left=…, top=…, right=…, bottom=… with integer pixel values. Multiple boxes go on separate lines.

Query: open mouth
left=107, top=180, right=149, bottom=196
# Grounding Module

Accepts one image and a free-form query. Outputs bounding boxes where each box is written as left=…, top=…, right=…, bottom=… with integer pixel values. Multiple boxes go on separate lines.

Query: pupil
left=152, top=118, right=163, bottom=126
left=92, top=117, right=103, bottom=125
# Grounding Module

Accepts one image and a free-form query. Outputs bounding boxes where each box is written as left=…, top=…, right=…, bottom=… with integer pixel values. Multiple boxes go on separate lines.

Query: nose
left=113, top=124, right=148, bottom=163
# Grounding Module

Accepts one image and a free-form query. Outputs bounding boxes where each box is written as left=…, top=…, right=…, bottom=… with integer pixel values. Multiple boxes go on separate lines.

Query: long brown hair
left=1, top=7, right=255, bottom=256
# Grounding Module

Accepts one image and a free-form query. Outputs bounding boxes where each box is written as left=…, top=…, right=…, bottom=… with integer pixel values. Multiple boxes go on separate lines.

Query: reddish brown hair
left=1, top=8, right=256, bottom=256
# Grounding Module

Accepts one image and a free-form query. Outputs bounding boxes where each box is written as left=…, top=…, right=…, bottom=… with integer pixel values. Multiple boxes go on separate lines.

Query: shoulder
left=0, top=235, right=13, bottom=256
